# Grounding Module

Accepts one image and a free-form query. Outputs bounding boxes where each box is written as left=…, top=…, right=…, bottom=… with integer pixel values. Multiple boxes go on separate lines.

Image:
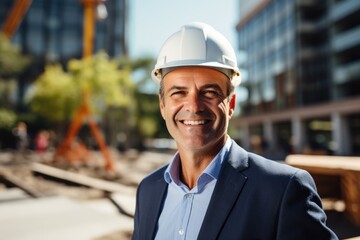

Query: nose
left=185, top=92, right=204, bottom=113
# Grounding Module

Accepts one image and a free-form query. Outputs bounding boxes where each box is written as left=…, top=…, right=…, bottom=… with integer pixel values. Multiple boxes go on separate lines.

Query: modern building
left=0, top=0, right=128, bottom=107
left=233, top=0, right=360, bottom=158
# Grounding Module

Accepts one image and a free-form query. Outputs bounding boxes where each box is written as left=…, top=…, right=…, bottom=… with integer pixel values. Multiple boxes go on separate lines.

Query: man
left=133, top=22, right=338, bottom=240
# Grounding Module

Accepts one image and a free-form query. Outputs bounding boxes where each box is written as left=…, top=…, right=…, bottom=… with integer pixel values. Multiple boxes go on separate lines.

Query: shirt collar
left=164, top=136, right=233, bottom=189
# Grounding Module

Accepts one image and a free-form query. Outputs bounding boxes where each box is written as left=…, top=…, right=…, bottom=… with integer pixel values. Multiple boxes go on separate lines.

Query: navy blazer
left=133, top=141, right=338, bottom=240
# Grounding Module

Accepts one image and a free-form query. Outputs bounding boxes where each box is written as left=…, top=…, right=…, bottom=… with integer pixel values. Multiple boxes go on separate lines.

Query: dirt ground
left=1, top=149, right=360, bottom=240
left=0, top=149, right=172, bottom=240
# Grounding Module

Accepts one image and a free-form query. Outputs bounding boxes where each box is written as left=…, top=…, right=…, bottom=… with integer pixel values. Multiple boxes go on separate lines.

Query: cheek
left=161, top=100, right=181, bottom=120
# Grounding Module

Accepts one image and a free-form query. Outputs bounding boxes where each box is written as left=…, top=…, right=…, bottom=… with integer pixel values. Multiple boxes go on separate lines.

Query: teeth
left=183, top=120, right=206, bottom=125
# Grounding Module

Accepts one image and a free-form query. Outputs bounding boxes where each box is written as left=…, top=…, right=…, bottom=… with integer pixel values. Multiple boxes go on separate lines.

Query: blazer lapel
left=197, top=142, right=249, bottom=240
left=142, top=174, right=168, bottom=239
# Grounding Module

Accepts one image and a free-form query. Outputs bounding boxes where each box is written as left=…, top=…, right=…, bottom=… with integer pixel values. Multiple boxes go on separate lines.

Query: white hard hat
left=151, top=22, right=241, bottom=86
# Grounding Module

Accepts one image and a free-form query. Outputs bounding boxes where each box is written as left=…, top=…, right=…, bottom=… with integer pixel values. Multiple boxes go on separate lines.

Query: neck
left=177, top=137, right=227, bottom=189
left=178, top=152, right=212, bottom=189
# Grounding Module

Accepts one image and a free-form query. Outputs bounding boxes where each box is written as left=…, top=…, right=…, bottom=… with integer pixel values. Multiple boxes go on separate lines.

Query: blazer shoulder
left=248, top=152, right=300, bottom=175
left=229, top=140, right=300, bottom=176
left=229, top=141, right=308, bottom=181
left=244, top=152, right=318, bottom=193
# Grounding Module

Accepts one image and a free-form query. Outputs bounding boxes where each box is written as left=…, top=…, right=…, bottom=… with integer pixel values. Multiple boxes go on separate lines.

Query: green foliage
left=0, top=33, right=30, bottom=78
left=0, top=108, right=16, bottom=129
left=0, top=79, right=17, bottom=108
left=26, top=65, right=77, bottom=122
left=118, top=56, right=170, bottom=139
left=0, top=33, right=30, bottom=110
left=134, top=91, right=170, bottom=139
left=27, top=52, right=135, bottom=122
left=68, top=52, right=134, bottom=108
left=138, top=116, right=158, bottom=138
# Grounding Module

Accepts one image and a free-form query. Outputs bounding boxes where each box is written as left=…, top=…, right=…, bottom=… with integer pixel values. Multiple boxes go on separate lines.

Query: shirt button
left=179, top=228, right=185, bottom=235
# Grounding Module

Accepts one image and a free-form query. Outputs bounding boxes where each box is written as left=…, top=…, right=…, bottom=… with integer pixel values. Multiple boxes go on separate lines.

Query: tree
left=0, top=33, right=30, bottom=79
left=118, top=56, right=170, bottom=143
left=0, top=108, right=16, bottom=129
left=0, top=33, right=31, bottom=149
left=27, top=52, right=135, bottom=123
left=0, top=33, right=30, bottom=109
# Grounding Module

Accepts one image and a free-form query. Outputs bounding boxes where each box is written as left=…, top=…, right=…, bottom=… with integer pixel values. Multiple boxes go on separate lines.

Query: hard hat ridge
left=152, top=22, right=241, bottom=86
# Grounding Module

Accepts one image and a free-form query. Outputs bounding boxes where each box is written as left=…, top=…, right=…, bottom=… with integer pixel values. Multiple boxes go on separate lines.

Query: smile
left=181, top=120, right=209, bottom=125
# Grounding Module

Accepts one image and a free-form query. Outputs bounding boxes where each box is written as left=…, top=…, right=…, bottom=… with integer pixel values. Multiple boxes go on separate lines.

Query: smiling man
left=159, top=67, right=235, bottom=185
left=132, top=22, right=338, bottom=240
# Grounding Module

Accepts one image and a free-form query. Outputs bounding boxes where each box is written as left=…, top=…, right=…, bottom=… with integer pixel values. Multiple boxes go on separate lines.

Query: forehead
left=162, top=67, right=228, bottom=88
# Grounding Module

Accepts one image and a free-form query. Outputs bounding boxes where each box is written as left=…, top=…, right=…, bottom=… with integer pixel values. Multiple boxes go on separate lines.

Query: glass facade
left=330, top=0, right=360, bottom=100
left=238, top=0, right=296, bottom=114
left=0, top=0, right=127, bottom=61
left=234, top=0, right=360, bottom=156
left=237, top=0, right=360, bottom=114
left=0, top=0, right=128, bottom=107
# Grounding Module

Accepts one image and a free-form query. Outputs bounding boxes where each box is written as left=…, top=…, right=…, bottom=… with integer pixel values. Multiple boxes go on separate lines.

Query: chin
left=181, top=140, right=212, bottom=151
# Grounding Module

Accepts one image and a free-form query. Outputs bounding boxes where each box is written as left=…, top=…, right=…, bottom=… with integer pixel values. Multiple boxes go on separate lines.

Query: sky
left=128, top=0, right=240, bottom=58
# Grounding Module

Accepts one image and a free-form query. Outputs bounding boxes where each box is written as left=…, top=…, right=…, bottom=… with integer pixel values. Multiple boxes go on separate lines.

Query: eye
left=170, top=91, right=186, bottom=97
left=202, top=90, right=221, bottom=98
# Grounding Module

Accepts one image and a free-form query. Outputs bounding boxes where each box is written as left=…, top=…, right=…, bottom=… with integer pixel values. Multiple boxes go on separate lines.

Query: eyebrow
left=165, top=83, right=225, bottom=96
left=166, top=85, right=187, bottom=95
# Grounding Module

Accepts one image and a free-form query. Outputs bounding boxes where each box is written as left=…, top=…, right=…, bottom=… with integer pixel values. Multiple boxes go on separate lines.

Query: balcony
left=296, top=0, right=319, bottom=8
left=333, top=60, right=360, bottom=84
left=298, top=22, right=317, bottom=33
left=298, top=46, right=328, bottom=60
left=332, top=25, right=360, bottom=52
left=297, top=19, right=328, bottom=34
left=330, top=0, right=360, bottom=22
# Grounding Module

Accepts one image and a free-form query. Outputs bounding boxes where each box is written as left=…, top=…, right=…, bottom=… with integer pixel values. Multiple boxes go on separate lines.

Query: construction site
left=1, top=0, right=360, bottom=239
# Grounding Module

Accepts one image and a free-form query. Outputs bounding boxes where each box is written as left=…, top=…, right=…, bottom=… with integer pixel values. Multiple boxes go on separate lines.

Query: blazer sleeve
left=276, top=169, right=339, bottom=240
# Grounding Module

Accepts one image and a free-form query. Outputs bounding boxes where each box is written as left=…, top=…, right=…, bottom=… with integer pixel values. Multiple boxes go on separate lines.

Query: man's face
left=159, top=67, right=236, bottom=153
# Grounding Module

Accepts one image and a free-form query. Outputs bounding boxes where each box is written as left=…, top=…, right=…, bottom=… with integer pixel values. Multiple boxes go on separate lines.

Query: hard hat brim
left=151, top=61, right=241, bottom=86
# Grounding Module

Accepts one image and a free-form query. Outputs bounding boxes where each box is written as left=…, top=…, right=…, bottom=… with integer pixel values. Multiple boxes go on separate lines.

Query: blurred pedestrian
left=12, top=121, right=29, bottom=152
left=35, top=130, right=49, bottom=153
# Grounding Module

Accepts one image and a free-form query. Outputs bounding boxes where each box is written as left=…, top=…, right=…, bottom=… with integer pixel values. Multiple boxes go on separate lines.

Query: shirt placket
left=177, top=193, right=195, bottom=240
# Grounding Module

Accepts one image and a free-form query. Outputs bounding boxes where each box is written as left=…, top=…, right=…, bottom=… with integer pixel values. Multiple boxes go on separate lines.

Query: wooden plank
left=31, top=163, right=135, bottom=195
left=344, top=237, right=360, bottom=240
left=286, top=155, right=360, bottom=172
left=0, top=167, right=43, bottom=198
left=286, top=154, right=360, bottom=228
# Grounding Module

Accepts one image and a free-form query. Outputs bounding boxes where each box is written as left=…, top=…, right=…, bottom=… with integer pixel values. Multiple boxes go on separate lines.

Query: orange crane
left=55, top=0, right=115, bottom=172
left=1, top=0, right=32, bottom=38
left=2, top=0, right=114, bottom=172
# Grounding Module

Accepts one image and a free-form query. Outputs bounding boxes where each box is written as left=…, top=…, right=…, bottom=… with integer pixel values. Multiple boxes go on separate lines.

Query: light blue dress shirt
left=155, top=137, right=232, bottom=240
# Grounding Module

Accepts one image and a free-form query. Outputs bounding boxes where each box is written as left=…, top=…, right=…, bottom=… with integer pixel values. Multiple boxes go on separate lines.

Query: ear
left=159, top=94, right=166, bottom=120
left=228, top=94, right=236, bottom=118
